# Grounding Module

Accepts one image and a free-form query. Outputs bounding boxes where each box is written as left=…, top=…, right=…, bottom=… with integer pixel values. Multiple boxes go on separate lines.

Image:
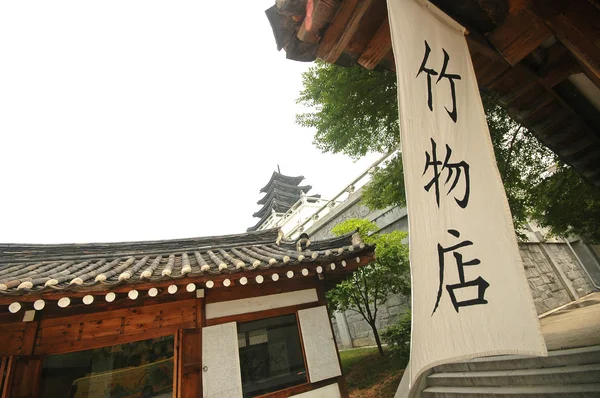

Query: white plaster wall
left=205, top=288, right=318, bottom=319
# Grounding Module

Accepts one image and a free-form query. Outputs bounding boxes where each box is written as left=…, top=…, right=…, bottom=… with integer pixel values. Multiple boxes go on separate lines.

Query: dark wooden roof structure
left=266, top=0, right=600, bottom=185
left=248, top=171, right=320, bottom=231
left=0, top=228, right=372, bottom=297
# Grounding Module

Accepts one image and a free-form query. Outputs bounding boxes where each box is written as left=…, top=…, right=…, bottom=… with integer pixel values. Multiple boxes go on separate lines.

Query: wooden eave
left=267, top=0, right=600, bottom=185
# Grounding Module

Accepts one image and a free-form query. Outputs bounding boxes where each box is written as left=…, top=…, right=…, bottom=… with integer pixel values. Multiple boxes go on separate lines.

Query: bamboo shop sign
left=386, top=0, right=547, bottom=388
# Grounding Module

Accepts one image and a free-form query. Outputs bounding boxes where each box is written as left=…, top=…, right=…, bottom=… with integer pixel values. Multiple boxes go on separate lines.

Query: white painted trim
left=291, top=383, right=341, bottom=398
left=205, top=288, right=318, bottom=320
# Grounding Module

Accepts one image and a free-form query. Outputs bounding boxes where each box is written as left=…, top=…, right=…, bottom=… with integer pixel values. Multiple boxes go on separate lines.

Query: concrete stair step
left=433, top=345, right=600, bottom=372
left=427, top=363, right=600, bottom=387
left=422, top=384, right=600, bottom=398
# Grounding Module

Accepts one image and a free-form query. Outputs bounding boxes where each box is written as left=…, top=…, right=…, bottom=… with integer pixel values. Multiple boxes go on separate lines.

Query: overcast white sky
left=0, top=1, right=381, bottom=243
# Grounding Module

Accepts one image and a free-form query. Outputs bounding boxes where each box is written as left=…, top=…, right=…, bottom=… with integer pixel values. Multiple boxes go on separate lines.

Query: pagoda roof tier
left=0, top=229, right=373, bottom=296
left=257, top=182, right=312, bottom=205
left=260, top=172, right=305, bottom=193
left=253, top=198, right=297, bottom=218
left=247, top=211, right=273, bottom=232
left=253, top=194, right=322, bottom=218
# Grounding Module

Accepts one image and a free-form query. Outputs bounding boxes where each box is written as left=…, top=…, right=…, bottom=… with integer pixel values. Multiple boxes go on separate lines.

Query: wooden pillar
left=7, top=357, right=42, bottom=398
left=1, top=357, right=15, bottom=398
left=2, top=319, right=41, bottom=398
left=176, top=295, right=204, bottom=397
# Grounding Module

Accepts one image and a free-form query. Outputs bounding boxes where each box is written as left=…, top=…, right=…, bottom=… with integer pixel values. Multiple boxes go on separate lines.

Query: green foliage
left=483, top=97, right=556, bottom=233
left=327, top=219, right=410, bottom=315
left=331, top=218, right=379, bottom=244
left=362, top=153, right=406, bottom=210
left=529, top=164, right=600, bottom=243
left=296, top=61, right=399, bottom=159
left=381, top=311, right=411, bottom=363
left=297, top=61, right=600, bottom=241
left=327, top=218, right=410, bottom=356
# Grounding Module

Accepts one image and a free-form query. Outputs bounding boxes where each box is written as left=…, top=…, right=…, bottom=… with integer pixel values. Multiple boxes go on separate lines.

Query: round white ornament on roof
left=105, top=292, right=116, bottom=302
left=316, top=266, right=323, bottom=274
left=302, top=268, right=309, bottom=276
left=206, top=280, right=214, bottom=289
left=58, top=297, right=71, bottom=308
left=8, top=302, right=21, bottom=313
left=330, top=263, right=336, bottom=270
left=287, top=270, right=294, bottom=278
left=128, top=290, right=139, bottom=300
left=83, top=295, right=94, bottom=305
left=240, top=277, right=248, bottom=285
left=186, top=283, right=196, bottom=292
left=168, top=285, right=178, bottom=294
left=34, top=299, right=46, bottom=311
left=255, top=275, right=264, bottom=284
left=148, top=288, right=158, bottom=297
left=223, top=279, right=231, bottom=287
left=271, top=273, right=279, bottom=282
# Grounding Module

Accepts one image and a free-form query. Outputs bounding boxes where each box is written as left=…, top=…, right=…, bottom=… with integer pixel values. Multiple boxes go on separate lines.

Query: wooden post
left=0, top=357, right=15, bottom=398
left=6, top=356, right=42, bottom=398
left=176, top=296, right=204, bottom=397
left=177, top=329, right=202, bottom=398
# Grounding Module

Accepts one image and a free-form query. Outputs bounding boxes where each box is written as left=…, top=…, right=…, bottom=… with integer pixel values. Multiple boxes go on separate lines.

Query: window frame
left=235, top=311, right=312, bottom=398
left=37, top=333, right=177, bottom=398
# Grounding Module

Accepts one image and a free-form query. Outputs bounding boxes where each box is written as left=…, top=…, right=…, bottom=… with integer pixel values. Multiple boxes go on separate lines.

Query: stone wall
left=521, top=243, right=594, bottom=314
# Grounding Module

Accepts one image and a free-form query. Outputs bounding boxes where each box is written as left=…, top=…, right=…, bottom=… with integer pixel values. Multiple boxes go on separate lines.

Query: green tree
left=326, top=218, right=410, bottom=357
left=297, top=62, right=600, bottom=241
left=529, top=164, right=600, bottom=243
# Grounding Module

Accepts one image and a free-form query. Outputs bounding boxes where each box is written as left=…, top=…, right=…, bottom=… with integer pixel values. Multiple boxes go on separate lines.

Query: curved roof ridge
left=0, top=229, right=282, bottom=264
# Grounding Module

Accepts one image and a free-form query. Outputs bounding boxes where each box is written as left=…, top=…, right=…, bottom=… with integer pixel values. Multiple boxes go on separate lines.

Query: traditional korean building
left=0, top=228, right=373, bottom=398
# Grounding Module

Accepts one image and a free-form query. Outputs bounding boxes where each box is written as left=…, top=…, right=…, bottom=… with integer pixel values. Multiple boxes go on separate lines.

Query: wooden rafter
left=357, top=18, right=391, bottom=69
left=316, top=0, right=373, bottom=63
left=531, top=0, right=600, bottom=88
left=487, top=8, right=552, bottom=65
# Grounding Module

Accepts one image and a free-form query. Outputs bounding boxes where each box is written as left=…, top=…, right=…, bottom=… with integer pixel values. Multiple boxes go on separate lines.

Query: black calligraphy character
left=437, top=49, right=461, bottom=122
left=423, top=138, right=471, bottom=208
left=416, top=40, right=438, bottom=112
left=416, top=41, right=462, bottom=122
left=432, top=229, right=489, bottom=315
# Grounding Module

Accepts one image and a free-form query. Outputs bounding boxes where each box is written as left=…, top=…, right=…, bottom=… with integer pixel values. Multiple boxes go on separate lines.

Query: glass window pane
left=238, top=314, right=307, bottom=397
left=39, top=336, right=174, bottom=398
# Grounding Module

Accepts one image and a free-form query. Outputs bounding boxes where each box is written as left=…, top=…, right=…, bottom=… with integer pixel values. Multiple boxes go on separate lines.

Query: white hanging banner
left=386, top=0, right=547, bottom=388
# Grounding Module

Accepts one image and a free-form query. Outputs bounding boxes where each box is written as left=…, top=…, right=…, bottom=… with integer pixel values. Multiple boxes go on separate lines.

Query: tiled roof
left=0, top=228, right=371, bottom=296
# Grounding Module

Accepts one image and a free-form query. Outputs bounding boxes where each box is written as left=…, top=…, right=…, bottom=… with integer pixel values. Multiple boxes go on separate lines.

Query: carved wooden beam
left=357, top=18, right=391, bottom=70
left=531, top=0, right=600, bottom=87
left=316, top=0, right=373, bottom=63
left=488, top=8, right=552, bottom=65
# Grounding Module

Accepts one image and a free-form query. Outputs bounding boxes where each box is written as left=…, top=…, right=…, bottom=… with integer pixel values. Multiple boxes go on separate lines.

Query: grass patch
left=340, top=347, right=406, bottom=398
